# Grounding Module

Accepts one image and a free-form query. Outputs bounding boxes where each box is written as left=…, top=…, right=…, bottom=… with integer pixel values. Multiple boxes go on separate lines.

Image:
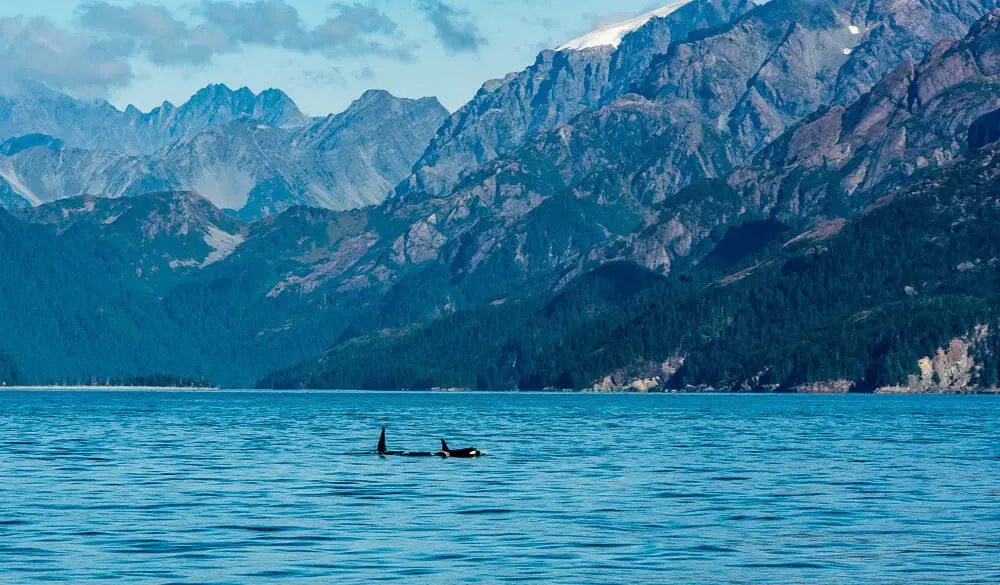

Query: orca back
left=378, top=427, right=387, bottom=454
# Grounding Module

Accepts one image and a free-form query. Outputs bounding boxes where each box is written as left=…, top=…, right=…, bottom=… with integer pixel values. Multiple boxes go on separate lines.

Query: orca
left=375, top=428, right=482, bottom=458
left=436, top=438, right=482, bottom=459
left=376, top=427, right=434, bottom=457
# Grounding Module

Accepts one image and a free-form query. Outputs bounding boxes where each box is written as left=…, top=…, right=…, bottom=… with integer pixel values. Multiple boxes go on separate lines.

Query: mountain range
left=0, top=0, right=998, bottom=392
left=0, top=83, right=447, bottom=219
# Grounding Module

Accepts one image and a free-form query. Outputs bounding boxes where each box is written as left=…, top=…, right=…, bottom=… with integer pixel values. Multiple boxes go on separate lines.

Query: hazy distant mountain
left=0, top=80, right=311, bottom=156
left=0, top=89, right=448, bottom=217
left=236, top=90, right=449, bottom=219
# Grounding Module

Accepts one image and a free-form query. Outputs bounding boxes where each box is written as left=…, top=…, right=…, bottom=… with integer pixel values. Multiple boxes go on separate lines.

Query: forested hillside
left=262, top=147, right=1000, bottom=392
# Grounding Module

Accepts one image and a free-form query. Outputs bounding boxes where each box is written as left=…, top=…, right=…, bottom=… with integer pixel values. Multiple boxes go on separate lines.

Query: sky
left=1, top=0, right=673, bottom=116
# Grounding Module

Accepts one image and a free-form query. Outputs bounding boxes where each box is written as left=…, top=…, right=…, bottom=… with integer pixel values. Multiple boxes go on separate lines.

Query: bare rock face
left=876, top=326, right=992, bottom=393
left=732, top=9, right=1000, bottom=222
left=585, top=357, right=685, bottom=392
left=615, top=5, right=1000, bottom=283
left=794, top=380, right=853, bottom=393
left=631, top=0, right=1000, bottom=199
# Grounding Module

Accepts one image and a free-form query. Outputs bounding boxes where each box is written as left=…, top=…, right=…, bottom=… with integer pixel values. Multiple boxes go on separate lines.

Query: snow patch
left=0, top=166, right=41, bottom=206
left=842, top=48, right=853, bottom=55
left=557, top=0, right=694, bottom=51
left=849, top=25, right=860, bottom=35
left=190, top=168, right=254, bottom=210
left=169, top=259, right=199, bottom=270
left=201, top=225, right=245, bottom=267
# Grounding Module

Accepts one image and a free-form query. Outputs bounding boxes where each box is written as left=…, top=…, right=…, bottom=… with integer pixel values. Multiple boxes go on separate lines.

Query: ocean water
left=0, top=391, right=997, bottom=584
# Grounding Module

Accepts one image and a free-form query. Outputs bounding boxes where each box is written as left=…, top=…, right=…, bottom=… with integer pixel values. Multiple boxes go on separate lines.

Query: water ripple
left=1, top=391, right=998, bottom=584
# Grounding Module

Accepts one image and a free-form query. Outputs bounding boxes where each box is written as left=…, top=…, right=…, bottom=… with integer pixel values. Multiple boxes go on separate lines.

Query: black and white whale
left=436, top=438, right=482, bottom=459
left=376, top=427, right=482, bottom=458
left=376, top=427, right=434, bottom=457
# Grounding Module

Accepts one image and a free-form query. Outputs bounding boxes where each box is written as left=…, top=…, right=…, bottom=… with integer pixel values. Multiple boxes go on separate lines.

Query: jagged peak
left=257, top=88, right=296, bottom=104
left=193, top=83, right=234, bottom=97
left=356, top=89, right=396, bottom=104
left=336, top=89, right=444, bottom=116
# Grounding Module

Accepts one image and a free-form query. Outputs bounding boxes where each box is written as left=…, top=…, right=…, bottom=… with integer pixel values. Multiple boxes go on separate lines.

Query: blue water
left=0, top=392, right=998, bottom=584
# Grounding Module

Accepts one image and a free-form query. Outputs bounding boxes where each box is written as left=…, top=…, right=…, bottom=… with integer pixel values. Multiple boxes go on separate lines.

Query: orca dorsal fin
left=440, top=438, right=449, bottom=451
left=378, top=427, right=387, bottom=454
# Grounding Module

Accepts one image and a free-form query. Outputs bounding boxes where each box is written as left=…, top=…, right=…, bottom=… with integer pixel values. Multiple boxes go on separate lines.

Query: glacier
left=557, top=0, right=695, bottom=51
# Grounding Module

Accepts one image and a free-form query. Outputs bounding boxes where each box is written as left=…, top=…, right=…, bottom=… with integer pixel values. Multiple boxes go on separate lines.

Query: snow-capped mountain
left=557, top=0, right=696, bottom=51
left=396, top=0, right=754, bottom=199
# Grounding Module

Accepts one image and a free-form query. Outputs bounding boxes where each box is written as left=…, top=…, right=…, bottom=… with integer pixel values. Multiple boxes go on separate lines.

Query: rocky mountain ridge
left=396, top=0, right=757, bottom=199
left=0, top=81, right=311, bottom=156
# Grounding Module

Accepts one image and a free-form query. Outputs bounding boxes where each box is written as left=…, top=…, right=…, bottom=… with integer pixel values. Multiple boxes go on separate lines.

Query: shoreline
left=1, top=386, right=997, bottom=395
left=1, top=386, right=220, bottom=391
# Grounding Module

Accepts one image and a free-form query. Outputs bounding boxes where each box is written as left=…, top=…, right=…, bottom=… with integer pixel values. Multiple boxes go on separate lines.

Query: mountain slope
left=255, top=2, right=1000, bottom=391
left=5, top=0, right=1000, bottom=391
left=257, top=90, right=449, bottom=216
left=615, top=7, right=1000, bottom=280
left=15, top=191, right=247, bottom=290
left=730, top=9, right=1000, bottom=219
left=396, top=0, right=756, bottom=198
left=0, top=203, right=210, bottom=382
left=0, top=192, right=381, bottom=385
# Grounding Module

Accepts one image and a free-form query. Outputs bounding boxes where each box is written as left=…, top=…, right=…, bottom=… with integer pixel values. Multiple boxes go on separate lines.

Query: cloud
left=0, top=16, right=134, bottom=97
left=198, top=0, right=300, bottom=46
left=303, top=66, right=348, bottom=88
left=417, top=0, right=486, bottom=54
left=79, top=2, right=229, bottom=65
left=75, top=1, right=413, bottom=66
left=284, top=2, right=414, bottom=60
left=0, top=0, right=479, bottom=98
